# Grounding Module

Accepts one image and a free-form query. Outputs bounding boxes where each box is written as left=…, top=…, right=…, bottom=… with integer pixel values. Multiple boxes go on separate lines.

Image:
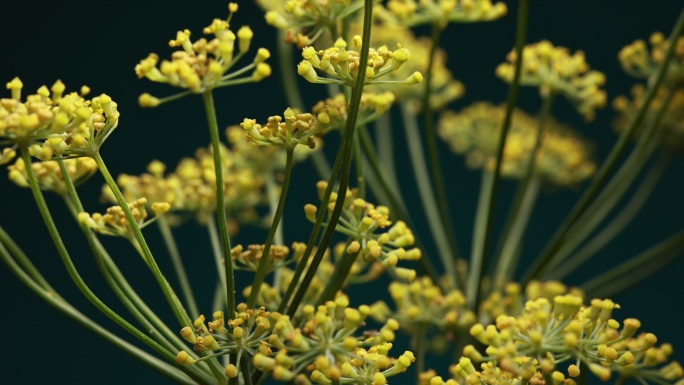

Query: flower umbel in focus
left=135, top=3, right=271, bottom=107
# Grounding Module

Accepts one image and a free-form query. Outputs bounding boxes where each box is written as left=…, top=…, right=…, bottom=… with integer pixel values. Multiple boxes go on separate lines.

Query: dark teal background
left=1, top=1, right=683, bottom=384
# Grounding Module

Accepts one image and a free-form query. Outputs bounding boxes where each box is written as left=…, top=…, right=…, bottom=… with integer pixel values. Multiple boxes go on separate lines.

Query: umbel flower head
left=438, top=102, right=596, bottom=187
left=375, top=0, right=507, bottom=27
left=256, top=0, right=365, bottom=48
left=297, top=36, right=423, bottom=88
left=618, top=31, right=684, bottom=85
left=240, top=107, right=329, bottom=149
left=135, top=3, right=271, bottom=106
left=310, top=92, right=397, bottom=130
left=78, top=198, right=171, bottom=240
left=8, top=157, right=97, bottom=195
left=1, top=78, right=119, bottom=163
left=496, top=41, right=607, bottom=120
left=454, top=281, right=684, bottom=385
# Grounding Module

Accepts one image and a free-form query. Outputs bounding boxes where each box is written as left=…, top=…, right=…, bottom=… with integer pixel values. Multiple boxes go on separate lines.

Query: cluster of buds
left=460, top=283, right=683, bottom=385
left=304, top=181, right=421, bottom=282
left=364, top=20, right=464, bottom=113
left=377, top=0, right=507, bottom=27
left=8, top=157, right=97, bottom=195
left=496, top=41, right=607, bottom=120
left=240, top=108, right=328, bottom=149
left=437, top=102, right=596, bottom=187
left=231, top=243, right=291, bottom=273
left=176, top=306, right=283, bottom=380
left=135, top=3, right=271, bottom=105
left=310, top=92, right=397, bottom=130
left=297, top=37, right=422, bottom=87
left=256, top=0, right=364, bottom=48
left=618, top=31, right=684, bottom=85
left=78, top=198, right=171, bottom=239
left=1, top=78, right=119, bottom=163
left=105, top=143, right=264, bottom=227
left=612, top=84, right=684, bottom=152
left=370, top=276, right=476, bottom=335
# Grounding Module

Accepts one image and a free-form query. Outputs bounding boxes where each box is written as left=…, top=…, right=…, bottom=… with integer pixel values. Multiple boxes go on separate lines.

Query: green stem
left=468, top=169, right=494, bottom=307
left=0, top=236, right=196, bottom=385
left=207, top=216, right=228, bottom=310
left=20, top=147, right=206, bottom=384
left=467, top=0, right=529, bottom=310
left=285, top=0, right=374, bottom=318
left=522, top=5, right=684, bottom=284
left=552, top=153, right=671, bottom=281
left=580, top=227, right=684, bottom=299
left=158, top=216, right=199, bottom=318
left=353, top=133, right=366, bottom=199
left=375, top=112, right=402, bottom=205
left=201, top=90, right=236, bottom=318
left=0, top=225, right=53, bottom=291
left=264, top=167, right=285, bottom=289
left=490, top=94, right=553, bottom=292
left=315, top=243, right=360, bottom=305
left=401, top=102, right=459, bottom=289
left=414, top=326, right=427, bottom=384
left=248, top=147, right=294, bottom=308
left=421, top=21, right=462, bottom=270
left=95, top=152, right=192, bottom=328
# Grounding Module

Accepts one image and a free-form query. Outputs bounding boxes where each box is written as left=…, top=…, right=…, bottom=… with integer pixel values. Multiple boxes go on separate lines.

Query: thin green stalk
left=401, top=103, right=459, bottom=289
left=523, top=5, right=684, bottom=284
left=20, top=147, right=207, bottom=384
left=285, top=0, right=374, bottom=318
left=421, top=21, right=462, bottom=269
left=207, top=216, right=228, bottom=310
left=357, top=124, right=442, bottom=285
left=0, top=225, right=52, bottom=290
left=580, top=228, right=684, bottom=299
left=468, top=0, right=529, bottom=310
left=248, top=147, right=294, bottom=308
left=551, top=152, right=670, bottom=280
left=353, top=134, right=366, bottom=199
left=490, top=94, right=553, bottom=292
left=375, top=112, right=403, bottom=207
left=264, top=167, right=285, bottom=289
left=158, top=217, right=199, bottom=318
left=414, top=326, right=427, bottom=385
left=468, top=169, right=494, bottom=308
left=0, top=237, right=196, bottom=385
left=201, top=90, right=236, bottom=318
left=95, top=152, right=193, bottom=328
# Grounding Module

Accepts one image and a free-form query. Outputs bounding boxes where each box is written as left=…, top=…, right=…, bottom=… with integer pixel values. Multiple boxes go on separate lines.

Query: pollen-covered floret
left=310, top=92, right=397, bottom=130
left=437, top=102, right=596, bottom=187
left=135, top=3, right=271, bottom=103
left=1, top=78, right=119, bottom=161
left=298, top=37, right=422, bottom=87
left=240, top=108, right=327, bottom=149
left=618, top=31, right=684, bottom=84
left=8, top=157, right=97, bottom=195
left=496, top=41, right=607, bottom=121
left=78, top=198, right=170, bottom=239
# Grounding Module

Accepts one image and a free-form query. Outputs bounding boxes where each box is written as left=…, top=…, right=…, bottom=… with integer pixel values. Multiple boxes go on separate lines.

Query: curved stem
left=285, top=0, right=374, bottom=318
left=421, top=21, right=462, bottom=270
left=201, top=90, right=236, bottom=318
left=158, top=217, right=199, bottom=318
left=95, top=152, right=193, bottom=328
left=0, top=236, right=196, bottom=385
left=523, top=5, right=684, bottom=284
left=467, top=0, right=529, bottom=310
left=248, top=147, right=295, bottom=308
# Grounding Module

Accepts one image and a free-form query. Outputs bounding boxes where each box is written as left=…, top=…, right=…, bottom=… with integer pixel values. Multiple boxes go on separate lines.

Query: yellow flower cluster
left=496, top=41, right=607, bottom=120
left=256, top=0, right=364, bottom=48
left=135, top=3, right=270, bottom=101
left=78, top=198, right=171, bottom=239
left=297, top=37, right=422, bottom=87
left=438, top=102, right=596, bottom=187
left=365, top=20, right=464, bottom=112
left=376, top=0, right=507, bottom=27
left=304, top=181, right=421, bottom=281
left=612, top=84, right=684, bottom=152
left=618, top=31, right=684, bottom=84
left=231, top=243, right=291, bottom=273
left=1, top=78, right=119, bottom=163
left=8, top=157, right=97, bottom=195
left=371, top=276, right=476, bottom=334
left=240, top=108, right=327, bottom=149
left=310, top=92, right=397, bottom=129
left=460, top=285, right=683, bottom=385
left=104, top=144, right=264, bottom=227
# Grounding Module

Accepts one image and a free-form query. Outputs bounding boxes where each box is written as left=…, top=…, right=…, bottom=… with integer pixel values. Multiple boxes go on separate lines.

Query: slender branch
left=467, top=0, right=530, bottom=310
left=158, top=217, right=199, bottom=318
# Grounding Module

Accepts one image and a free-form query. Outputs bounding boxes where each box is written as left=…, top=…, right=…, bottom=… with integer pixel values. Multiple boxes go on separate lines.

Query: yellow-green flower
left=8, top=157, right=97, bottom=195
left=78, top=198, right=170, bottom=239
left=376, top=0, right=507, bottom=27
left=618, top=31, right=684, bottom=85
